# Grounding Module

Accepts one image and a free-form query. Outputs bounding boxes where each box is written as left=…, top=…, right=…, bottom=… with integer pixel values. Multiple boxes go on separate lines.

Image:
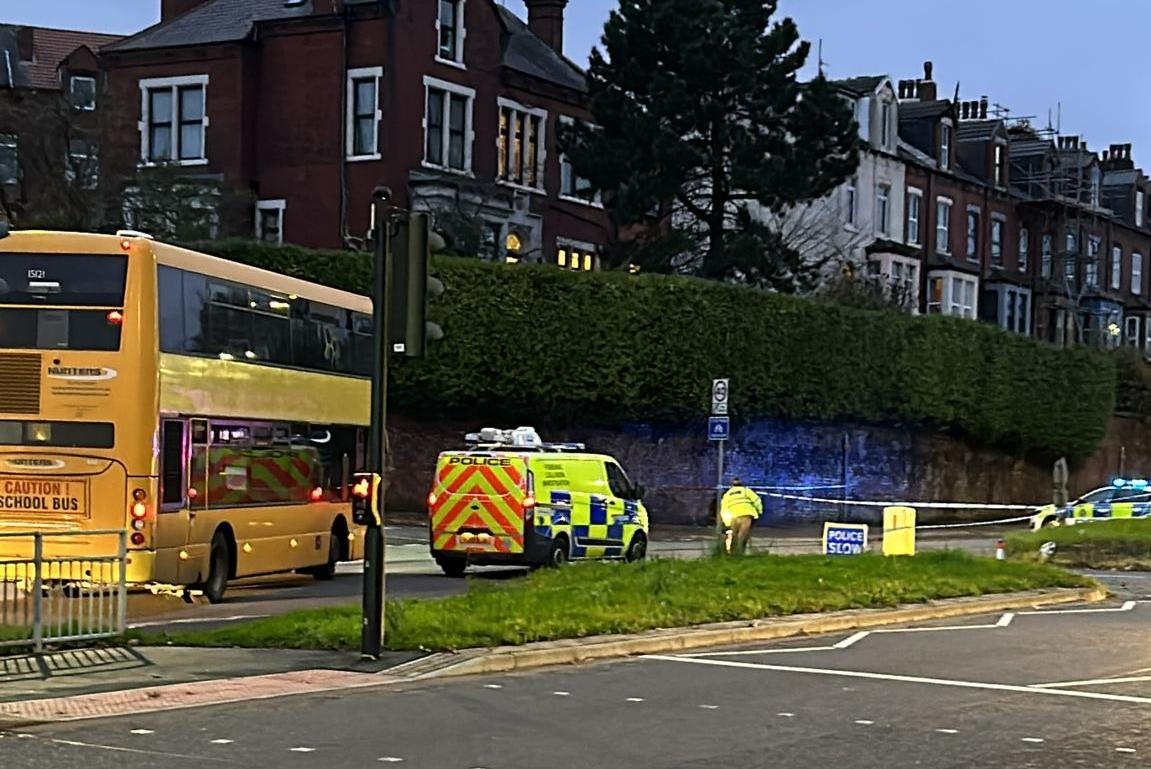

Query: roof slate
left=494, top=5, right=585, bottom=93
left=0, top=25, right=122, bottom=90
left=105, top=0, right=313, bottom=52
left=832, top=75, right=887, bottom=96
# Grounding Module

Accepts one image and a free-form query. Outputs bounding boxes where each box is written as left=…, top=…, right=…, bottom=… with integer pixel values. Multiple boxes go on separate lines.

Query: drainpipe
left=339, top=4, right=350, bottom=247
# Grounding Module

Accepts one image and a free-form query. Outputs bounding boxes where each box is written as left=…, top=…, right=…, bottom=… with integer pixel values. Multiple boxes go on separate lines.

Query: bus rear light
left=427, top=491, right=437, bottom=507
left=188, top=487, right=198, bottom=499
left=310, top=487, right=324, bottom=502
left=130, top=532, right=146, bottom=546
left=131, top=502, right=147, bottom=519
left=131, top=519, right=145, bottom=531
left=120, top=238, right=132, bottom=251
left=106, top=310, right=124, bottom=325
left=523, top=495, right=537, bottom=511
left=132, top=488, right=147, bottom=502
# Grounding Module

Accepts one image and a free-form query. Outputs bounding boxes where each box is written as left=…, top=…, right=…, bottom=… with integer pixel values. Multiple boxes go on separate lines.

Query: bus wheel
left=203, top=532, right=231, bottom=604
left=625, top=532, right=648, bottom=563
left=437, top=556, right=467, bottom=578
left=310, top=530, right=341, bottom=582
left=547, top=536, right=570, bottom=568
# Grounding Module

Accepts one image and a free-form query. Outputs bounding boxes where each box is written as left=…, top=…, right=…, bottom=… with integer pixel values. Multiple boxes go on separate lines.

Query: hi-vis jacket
left=720, top=486, right=762, bottom=527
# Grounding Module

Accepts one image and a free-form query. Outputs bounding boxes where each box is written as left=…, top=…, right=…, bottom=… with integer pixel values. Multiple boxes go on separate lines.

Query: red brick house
left=100, top=0, right=608, bottom=269
left=0, top=24, right=122, bottom=227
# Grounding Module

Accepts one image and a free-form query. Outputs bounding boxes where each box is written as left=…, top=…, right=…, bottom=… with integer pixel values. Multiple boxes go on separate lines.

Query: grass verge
left=131, top=551, right=1091, bottom=653
left=1007, top=519, right=1151, bottom=569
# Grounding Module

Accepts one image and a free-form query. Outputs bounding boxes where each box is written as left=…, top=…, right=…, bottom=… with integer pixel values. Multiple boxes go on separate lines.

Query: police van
left=427, top=427, right=650, bottom=576
left=1031, top=478, right=1151, bottom=529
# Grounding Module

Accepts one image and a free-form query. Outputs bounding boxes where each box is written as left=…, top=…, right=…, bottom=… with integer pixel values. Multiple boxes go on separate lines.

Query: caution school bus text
left=0, top=479, right=87, bottom=514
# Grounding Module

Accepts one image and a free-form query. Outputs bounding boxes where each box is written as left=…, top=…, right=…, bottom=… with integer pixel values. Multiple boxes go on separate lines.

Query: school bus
left=0, top=228, right=369, bottom=602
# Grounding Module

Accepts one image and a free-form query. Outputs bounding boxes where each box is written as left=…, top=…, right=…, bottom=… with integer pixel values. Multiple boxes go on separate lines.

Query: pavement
left=1, top=581, right=1148, bottom=768
left=118, top=522, right=1013, bottom=633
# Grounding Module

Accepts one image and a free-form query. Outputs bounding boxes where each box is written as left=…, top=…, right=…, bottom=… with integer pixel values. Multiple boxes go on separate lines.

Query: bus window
left=160, top=420, right=186, bottom=508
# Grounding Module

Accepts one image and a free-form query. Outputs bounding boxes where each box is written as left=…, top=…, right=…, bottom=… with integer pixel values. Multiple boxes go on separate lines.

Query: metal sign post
left=710, top=379, right=730, bottom=546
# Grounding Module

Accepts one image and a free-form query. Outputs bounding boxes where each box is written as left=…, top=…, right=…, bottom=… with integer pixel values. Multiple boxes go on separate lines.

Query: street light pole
left=361, top=187, right=394, bottom=659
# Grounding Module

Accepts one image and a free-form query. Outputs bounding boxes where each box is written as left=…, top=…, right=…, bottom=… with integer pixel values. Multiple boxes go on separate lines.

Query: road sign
left=822, top=522, right=868, bottom=556
left=711, top=378, right=729, bottom=415
left=708, top=416, right=730, bottom=441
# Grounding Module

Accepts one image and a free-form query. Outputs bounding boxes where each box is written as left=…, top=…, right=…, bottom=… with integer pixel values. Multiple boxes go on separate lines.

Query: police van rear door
left=429, top=452, right=527, bottom=555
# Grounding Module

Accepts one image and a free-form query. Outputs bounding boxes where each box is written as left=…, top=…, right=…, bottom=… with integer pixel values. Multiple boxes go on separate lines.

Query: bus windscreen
left=0, top=254, right=127, bottom=306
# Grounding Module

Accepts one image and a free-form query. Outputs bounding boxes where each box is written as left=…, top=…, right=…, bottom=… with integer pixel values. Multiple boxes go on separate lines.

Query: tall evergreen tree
left=567, top=0, right=861, bottom=290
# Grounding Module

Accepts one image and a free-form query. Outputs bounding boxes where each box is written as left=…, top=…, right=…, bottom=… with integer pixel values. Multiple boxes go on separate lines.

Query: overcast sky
left=9, top=0, right=1150, bottom=166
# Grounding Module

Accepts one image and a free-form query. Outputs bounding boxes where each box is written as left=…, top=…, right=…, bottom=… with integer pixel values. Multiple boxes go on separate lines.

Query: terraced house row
left=2, top=8, right=1150, bottom=353
left=828, top=63, right=1151, bottom=352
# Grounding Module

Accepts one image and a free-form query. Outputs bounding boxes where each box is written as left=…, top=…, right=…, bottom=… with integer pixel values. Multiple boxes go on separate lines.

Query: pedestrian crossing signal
left=352, top=472, right=381, bottom=526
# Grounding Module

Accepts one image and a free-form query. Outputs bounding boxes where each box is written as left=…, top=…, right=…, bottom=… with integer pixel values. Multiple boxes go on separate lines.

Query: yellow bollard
left=883, top=506, right=917, bottom=556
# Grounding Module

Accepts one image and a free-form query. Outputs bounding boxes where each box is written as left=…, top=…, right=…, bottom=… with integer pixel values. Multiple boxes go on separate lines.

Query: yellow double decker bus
left=0, top=228, right=369, bottom=602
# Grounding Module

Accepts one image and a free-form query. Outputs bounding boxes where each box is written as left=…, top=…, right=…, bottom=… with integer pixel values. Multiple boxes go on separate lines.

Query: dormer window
left=993, top=142, right=1007, bottom=187
left=939, top=120, right=952, bottom=170
left=437, top=0, right=466, bottom=66
left=70, top=75, right=97, bottom=111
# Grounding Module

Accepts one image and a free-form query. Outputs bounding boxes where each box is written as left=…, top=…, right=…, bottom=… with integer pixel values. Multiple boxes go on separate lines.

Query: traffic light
left=351, top=472, right=381, bottom=526
left=389, top=212, right=445, bottom=358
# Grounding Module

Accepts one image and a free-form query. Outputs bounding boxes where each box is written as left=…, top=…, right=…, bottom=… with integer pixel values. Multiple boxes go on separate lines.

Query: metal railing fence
left=0, top=529, right=127, bottom=653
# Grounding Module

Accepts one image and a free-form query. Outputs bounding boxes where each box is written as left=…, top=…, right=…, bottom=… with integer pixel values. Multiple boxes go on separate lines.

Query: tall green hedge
left=192, top=240, right=1117, bottom=461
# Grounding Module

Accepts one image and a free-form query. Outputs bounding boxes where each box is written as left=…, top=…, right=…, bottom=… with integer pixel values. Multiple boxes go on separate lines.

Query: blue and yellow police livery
left=1030, top=479, right=1151, bottom=529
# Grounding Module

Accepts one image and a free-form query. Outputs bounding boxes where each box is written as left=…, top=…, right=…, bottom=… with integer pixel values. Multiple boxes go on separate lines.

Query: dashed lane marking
left=11, top=733, right=231, bottom=762
left=777, top=712, right=795, bottom=718
left=646, top=655, right=1151, bottom=706
left=289, top=747, right=316, bottom=753
left=1021, top=738, right=1045, bottom=744
left=210, top=739, right=235, bottom=745
left=129, top=729, right=155, bottom=735
left=935, top=729, right=959, bottom=734
left=854, top=720, right=874, bottom=725
left=1117, top=748, right=1137, bottom=754
left=626, top=697, right=645, bottom=702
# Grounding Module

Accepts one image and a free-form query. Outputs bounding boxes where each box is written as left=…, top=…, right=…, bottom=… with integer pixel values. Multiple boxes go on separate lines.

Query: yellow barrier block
left=883, top=506, right=917, bottom=556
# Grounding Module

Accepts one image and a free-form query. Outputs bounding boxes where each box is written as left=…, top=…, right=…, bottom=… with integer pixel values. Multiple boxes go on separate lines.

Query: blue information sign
left=708, top=416, right=730, bottom=441
left=822, top=522, right=869, bottom=556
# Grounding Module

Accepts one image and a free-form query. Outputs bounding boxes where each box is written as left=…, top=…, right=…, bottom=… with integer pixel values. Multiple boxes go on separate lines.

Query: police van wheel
left=625, top=533, right=648, bottom=563
left=437, top=557, right=467, bottom=578
left=202, top=533, right=231, bottom=604
left=547, top=537, right=570, bottom=568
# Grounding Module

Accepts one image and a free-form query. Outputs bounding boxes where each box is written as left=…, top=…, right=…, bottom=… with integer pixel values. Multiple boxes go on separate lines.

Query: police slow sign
left=822, top=522, right=868, bottom=556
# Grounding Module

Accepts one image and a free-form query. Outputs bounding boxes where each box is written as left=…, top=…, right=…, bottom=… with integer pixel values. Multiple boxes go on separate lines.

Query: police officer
left=720, top=478, right=762, bottom=555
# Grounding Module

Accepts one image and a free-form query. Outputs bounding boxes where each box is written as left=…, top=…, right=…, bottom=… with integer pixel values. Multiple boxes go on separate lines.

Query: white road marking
left=1020, top=600, right=1136, bottom=615
left=1021, top=738, right=1045, bottom=744
left=20, top=735, right=231, bottom=762
left=127, top=614, right=271, bottom=629
left=552, top=691, right=570, bottom=696
left=290, top=747, right=316, bottom=753
left=483, top=684, right=503, bottom=689
left=699, top=704, right=720, bottom=710
left=1117, top=748, right=1137, bottom=754
left=854, top=720, right=874, bottom=725
left=645, top=655, right=1151, bottom=706
left=129, top=729, right=154, bottom=735
left=210, top=739, right=234, bottom=745
left=935, top=729, right=959, bottom=734
left=378, top=758, right=405, bottom=763
left=1031, top=674, right=1151, bottom=689
left=626, top=697, right=645, bottom=702
left=777, top=712, right=795, bottom=717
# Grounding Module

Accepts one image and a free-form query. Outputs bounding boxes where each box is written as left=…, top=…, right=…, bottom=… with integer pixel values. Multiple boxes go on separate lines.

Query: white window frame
left=1145, top=318, right=1151, bottom=357
left=965, top=205, right=981, bottom=262
left=993, top=141, right=1007, bottom=187
left=880, top=100, right=892, bottom=150
left=423, top=76, right=476, bottom=175
left=558, top=115, right=602, bottom=208
left=138, top=74, right=210, bottom=166
left=346, top=67, right=383, bottom=162
left=873, top=254, right=920, bottom=312
left=435, top=0, right=467, bottom=69
left=557, top=238, right=598, bottom=272
left=70, top=75, right=97, bottom=111
left=0, top=133, right=19, bottom=185
left=1018, top=227, right=1029, bottom=273
left=1126, top=316, right=1141, bottom=348
left=928, top=270, right=978, bottom=320
left=990, top=215, right=1004, bottom=265
left=939, top=119, right=953, bottom=170
left=255, top=199, right=287, bottom=245
left=906, top=188, right=922, bottom=246
left=1112, top=244, right=1123, bottom=290
left=1137, top=189, right=1146, bottom=228
left=935, top=196, right=952, bottom=254
left=1086, top=236, right=1101, bottom=288
left=1041, top=233, right=1053, bottom=278
left=844, top=179, right=858, bottom=228
left=497, top=97, right=548, bottom=192
left=875, top=183, right=890, bottom=236
left=1133, top=252, right=1144, bottom=295
left=997, top=285, right=1031, bottom=335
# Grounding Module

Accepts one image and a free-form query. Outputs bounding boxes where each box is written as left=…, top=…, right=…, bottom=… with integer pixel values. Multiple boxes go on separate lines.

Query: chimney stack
left=15, top=27, right=34, bottom=62
left=979, top=96, right=988, bottom=119
left=161, top=0, right=210, bottom=22
left=918, top=61, right=937, bottom=101
left=524, top=0, right=568, bottom=55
